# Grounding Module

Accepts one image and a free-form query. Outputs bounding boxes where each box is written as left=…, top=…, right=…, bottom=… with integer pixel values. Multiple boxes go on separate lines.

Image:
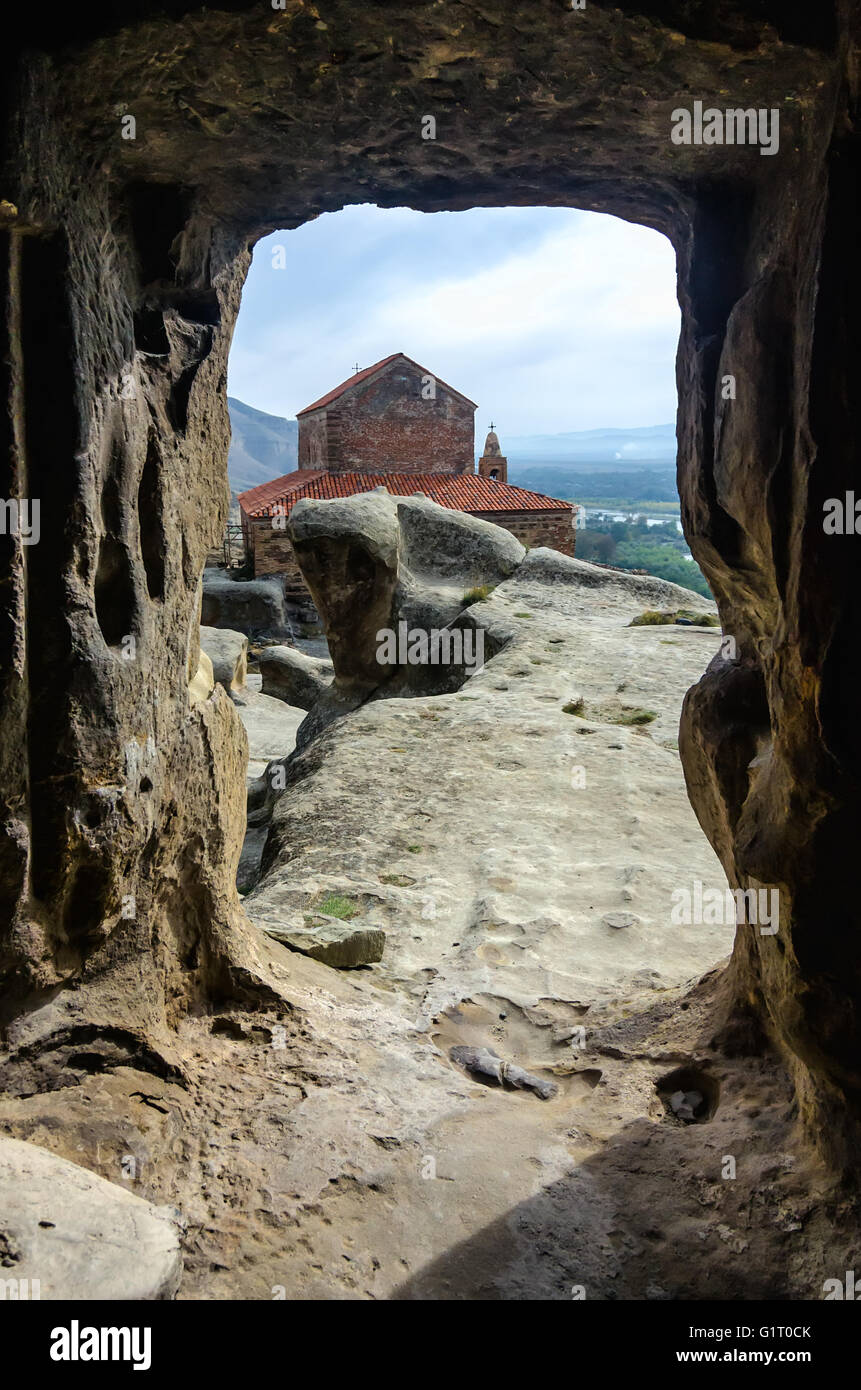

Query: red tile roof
left=238, top=470, right=575, bottom=519
left=235, top=470, right=326, bottom=514
left=296, top=353, right=478, bottom=415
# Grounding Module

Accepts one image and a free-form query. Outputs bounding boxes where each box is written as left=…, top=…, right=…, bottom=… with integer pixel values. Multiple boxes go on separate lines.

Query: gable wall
left=321, top=360, right=475, bottom=474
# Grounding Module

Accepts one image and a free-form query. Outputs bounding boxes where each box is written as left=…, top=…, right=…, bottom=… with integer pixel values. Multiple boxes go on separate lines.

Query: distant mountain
left=227, top=397, right=298, bottom=494
left=503, top=422, right=676, bottom=469
left=226, top=402, right=676, bottom=496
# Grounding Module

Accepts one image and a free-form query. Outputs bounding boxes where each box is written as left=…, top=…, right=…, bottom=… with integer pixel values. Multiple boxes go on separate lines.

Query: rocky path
left=247, top=553, right=733, bottom=1019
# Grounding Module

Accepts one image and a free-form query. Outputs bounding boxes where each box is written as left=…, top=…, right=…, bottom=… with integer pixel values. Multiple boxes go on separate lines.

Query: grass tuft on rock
left=313, top=893, right=360, bottom=920
left=463, top=584, right=492, bottom=604
left=615, top=707, right=658, bottom=725
left=562, top=697, right=586, bottom=716
left=630, top=608, right=719, bottom=628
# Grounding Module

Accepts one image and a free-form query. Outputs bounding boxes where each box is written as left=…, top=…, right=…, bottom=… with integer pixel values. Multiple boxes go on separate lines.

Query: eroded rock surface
left=262, top=919, right=385, bottom=969
left=260, top=645, right=334, bottom=710
left=247, top=548, right=731, bottom=1016
left=0, top=1135, right=182, bottom=1300
left=1, top=0, right=860, bottom=1302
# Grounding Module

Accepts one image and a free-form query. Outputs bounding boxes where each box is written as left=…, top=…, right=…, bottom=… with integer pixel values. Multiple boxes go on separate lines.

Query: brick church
left=238, top=353, right=577, bottom=582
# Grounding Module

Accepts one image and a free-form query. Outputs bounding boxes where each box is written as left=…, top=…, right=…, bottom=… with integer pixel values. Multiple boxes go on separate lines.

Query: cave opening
left=217, top=200, right=738, bottom=1099
left=1, top=0, right=859, bottom=1307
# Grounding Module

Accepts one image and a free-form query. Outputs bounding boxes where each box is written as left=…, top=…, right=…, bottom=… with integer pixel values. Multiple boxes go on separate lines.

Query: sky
left=227, top=204, right=680, bottom=437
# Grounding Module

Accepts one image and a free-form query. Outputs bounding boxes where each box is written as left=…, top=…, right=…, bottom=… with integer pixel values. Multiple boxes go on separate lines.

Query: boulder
left=201, top=572, right=295, bottom=639
left=261, top=919, right=385, bottom=969
left=286, top=492, right=526, bottom=728
left=259, top=644, right=333, bottom=709
left=200, top=625, right=248, bottom=692
left=288, top=492, right=400, bottom=694
left=230, top=689, right=306, bottom=770
left=396, top=493, right=524, bottom=602
left=0, top=1135, right=182, bottom=1300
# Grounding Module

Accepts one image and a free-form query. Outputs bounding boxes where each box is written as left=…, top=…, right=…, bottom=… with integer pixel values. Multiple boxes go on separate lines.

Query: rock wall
left=677, top=124, right=861, bottom=1166
left=0, top=0, right=859, bottom=1168
left=0, top=58, right=268, bottom=1070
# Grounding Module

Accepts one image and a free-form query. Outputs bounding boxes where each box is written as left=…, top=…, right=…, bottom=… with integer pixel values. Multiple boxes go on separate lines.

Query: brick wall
left=299, top=360, right=474, bottom=474
left=474, top=509, right=577, bottom=557
left=249, top=520, right=309, bottom=598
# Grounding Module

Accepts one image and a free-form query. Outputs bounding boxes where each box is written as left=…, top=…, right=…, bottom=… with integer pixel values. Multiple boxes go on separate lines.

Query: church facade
left=297, top=353, right=476, bottom=475
left=239, top=355, right=577, bottom=590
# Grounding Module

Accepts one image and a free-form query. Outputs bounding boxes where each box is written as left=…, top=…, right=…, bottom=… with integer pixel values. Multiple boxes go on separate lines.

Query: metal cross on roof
left=353, top=362, right=360, bottom=373
left=489, top=421, right=495, bottom=430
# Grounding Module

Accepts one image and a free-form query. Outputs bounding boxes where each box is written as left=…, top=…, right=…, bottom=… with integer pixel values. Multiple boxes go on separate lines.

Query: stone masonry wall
left=250, top=520, right=307, bottom=590
left=301, top=362, right=474, bottom=474
left=477, top=509, right=577, bottom=557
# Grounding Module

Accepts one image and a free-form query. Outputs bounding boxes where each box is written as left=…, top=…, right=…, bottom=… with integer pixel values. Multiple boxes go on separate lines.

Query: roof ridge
left=296, top=353, right=478, bottom=416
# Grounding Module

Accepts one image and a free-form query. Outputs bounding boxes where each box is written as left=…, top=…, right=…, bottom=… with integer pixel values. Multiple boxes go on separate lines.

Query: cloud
left=228, top=204, right=679, bottom=434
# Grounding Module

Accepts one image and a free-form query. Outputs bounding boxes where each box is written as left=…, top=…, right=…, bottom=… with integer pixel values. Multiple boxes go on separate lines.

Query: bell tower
left=478, top=423, right=507, bottom=483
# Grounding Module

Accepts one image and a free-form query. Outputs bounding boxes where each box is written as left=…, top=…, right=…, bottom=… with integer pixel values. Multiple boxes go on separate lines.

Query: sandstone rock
left=602, top=912, right=639, bottom=930
left=508, top=547, right=717, bottom=611
left=200, top=625, right=248, bottom=692
left=287, top=492, right=525, bottom=736
left=0, top=1135, right=182, bottom=1300
left=187, top=648, right=215, bottom=704
left=230, top=687, right=306, bottom=896
left=259, top=644, right=333, bottom=709
left=201, top=572, right=296, bottom=639
left=230, top=689, right=305, bottom=770
left=288, top=492, right=401, bottom=694
left=395, top=493, right=524, bottom=614
left=237, top=825, right=269, bottom=896
left=261, top=919, right=385, bottom=969
left=246, top=551, right=729, bottom=1019
left=1, top=0, right=859, bottom=1290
